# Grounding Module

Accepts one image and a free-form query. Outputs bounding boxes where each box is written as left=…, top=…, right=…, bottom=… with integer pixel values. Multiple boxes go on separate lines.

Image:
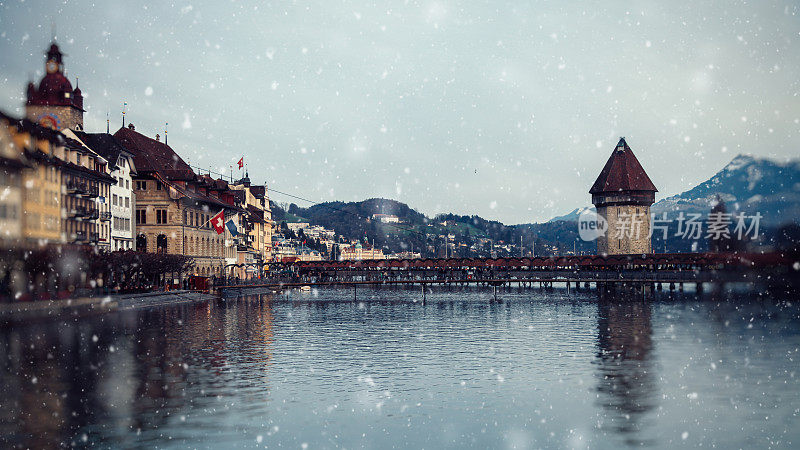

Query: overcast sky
left=1, top=0, right=798, bottom=223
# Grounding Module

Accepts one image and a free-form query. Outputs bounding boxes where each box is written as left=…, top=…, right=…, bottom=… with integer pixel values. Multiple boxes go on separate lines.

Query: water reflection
left=594, top=294, right=657, bottom=445
left=0, top=287, right=798, bottom=448
left=0, top=300, right=276, bottom=448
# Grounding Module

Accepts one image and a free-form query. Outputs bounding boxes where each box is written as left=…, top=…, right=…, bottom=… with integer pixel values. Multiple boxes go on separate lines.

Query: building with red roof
left=114, top=123, right=242, bottom=277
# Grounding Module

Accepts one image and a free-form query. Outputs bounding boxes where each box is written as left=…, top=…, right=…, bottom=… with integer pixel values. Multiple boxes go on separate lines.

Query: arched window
left=157, top=234, right=168, bottom=254
left=136, top=234, right=147, bottom=252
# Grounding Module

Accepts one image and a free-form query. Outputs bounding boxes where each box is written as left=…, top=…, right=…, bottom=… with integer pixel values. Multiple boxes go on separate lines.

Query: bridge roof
left=290, top=253, right=792, bottom=272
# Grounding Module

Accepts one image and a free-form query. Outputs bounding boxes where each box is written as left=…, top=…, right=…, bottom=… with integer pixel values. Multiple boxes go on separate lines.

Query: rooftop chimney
left=155, top=133, right=160, bottom=142
left=128, top=123, right=135, bottom=130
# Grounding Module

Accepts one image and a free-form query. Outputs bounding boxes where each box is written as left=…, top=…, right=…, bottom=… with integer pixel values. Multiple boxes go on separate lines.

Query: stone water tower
left=590, top=138, right=658, bottom=255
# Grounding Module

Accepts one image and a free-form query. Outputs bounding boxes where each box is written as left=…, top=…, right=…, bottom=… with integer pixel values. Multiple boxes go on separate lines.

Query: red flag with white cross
left=211, top=210, right=225, bottom=235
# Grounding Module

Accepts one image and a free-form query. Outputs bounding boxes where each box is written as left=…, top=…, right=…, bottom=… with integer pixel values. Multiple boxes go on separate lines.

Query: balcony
left=89, top=232, right=100, bottom=243
left=83, top=210, right=99, bottom=221
left=99, top=211, right=112, bottom=222
left=73, top=231, right=87, bottom=242
left=66, top=180, right=88, bottom=196
left=82, top=185, right=99, bottom=198
left=68, top=207, right=88, bottom=219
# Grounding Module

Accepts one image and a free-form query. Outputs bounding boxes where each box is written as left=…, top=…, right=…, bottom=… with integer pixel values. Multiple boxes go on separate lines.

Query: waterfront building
left=590, top=138, right=658, bottom=255
left=72, top=132, right=137, bottom=251
left=0, top=113, right=29, bottom=244
left=2, top=111, right=116, bottom=247
left=229, top=174, right=273, bottom=276
left=61, top=130, right=114, bottom=249
left=297, top=246, right=323, bottom=261
left=115, top=124, right=240, bottom=277
left=273, top=237, right=299, bottom=262
left=339, top=242, right=385, bottom=261
left=5, top=114, right=65, bottom=245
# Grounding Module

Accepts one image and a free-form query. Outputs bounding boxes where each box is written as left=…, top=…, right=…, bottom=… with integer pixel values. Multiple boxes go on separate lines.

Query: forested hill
left=270, top=198, right=595, bottom=257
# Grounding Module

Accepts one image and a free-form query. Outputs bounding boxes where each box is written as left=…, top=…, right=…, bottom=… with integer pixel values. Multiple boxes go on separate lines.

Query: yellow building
left=339, top=242, right=385, bottom=261
left=3, top=114, right=64, bottom=245
left=0, top=112, right=27, bottom=245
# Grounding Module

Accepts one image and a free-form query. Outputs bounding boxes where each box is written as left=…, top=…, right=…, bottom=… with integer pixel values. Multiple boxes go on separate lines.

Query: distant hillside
left=270, top=198, right=593, bottom=257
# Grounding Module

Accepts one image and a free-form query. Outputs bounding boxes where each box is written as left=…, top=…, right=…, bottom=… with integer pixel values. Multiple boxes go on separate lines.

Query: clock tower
left=25, top=41, right=84, bottom=130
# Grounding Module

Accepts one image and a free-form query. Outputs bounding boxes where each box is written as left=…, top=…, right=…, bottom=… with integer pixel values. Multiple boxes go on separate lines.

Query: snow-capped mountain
left=652, top=154, right=800, bottom=225
left=549, top=154, right=800, bottom=226
left=548, top=207, right=593, bottom=223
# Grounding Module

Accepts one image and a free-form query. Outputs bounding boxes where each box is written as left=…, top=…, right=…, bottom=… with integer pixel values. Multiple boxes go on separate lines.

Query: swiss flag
left=237, top=157, right=244, bottom=169
left=211, top=210, right=225, bottom=235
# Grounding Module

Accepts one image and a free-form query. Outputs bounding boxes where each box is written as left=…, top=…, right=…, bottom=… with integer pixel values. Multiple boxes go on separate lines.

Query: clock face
left=46, top=61, right=58, bottom=73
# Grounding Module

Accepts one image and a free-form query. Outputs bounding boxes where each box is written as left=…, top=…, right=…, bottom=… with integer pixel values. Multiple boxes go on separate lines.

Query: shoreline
left=0, top=290, right=217, bottom=324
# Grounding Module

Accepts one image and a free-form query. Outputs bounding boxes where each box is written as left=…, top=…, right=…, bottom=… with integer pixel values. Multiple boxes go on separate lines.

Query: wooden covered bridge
left=219, top=252, right=797, bottom=295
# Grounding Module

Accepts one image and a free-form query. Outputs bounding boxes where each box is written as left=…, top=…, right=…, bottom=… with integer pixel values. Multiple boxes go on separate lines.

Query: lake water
left=0, top=286, right=798, bottom=449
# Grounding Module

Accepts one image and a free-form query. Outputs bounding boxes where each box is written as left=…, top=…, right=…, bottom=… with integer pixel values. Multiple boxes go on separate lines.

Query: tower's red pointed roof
left=589, top=138, right=658, bottom=194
